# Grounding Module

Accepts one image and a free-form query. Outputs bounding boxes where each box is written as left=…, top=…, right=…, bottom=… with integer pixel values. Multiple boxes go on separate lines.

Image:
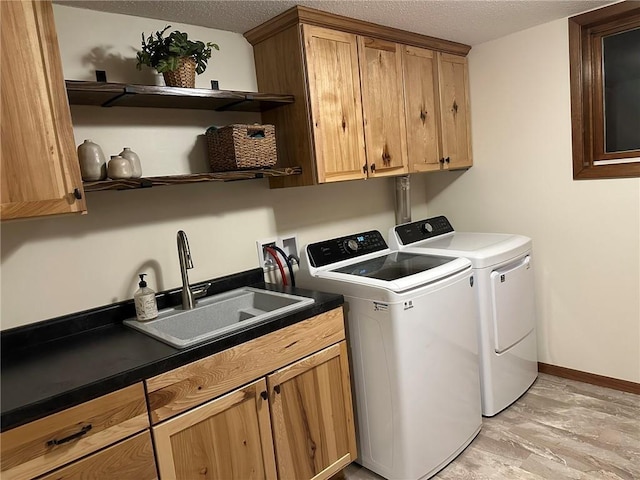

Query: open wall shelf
left=66, top=81, right=295, bottom=112
left=83, top=168, right=302, bottom=191
left=68, top=81, right=301, bottom=190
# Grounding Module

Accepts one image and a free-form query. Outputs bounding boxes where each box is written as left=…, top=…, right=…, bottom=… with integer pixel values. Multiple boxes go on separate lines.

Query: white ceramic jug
left=107, top=155, right=133, bottom=179
left=77, top=139, right=107, bottom=181
left=119, top=147, right=142, bottom=178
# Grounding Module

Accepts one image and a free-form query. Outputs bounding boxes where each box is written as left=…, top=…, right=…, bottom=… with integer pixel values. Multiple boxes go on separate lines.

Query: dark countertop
left=1, top=268, right=343, bottom=431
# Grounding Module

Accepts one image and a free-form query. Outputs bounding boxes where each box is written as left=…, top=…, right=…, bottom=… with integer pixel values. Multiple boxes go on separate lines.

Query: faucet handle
left=192, top=283, right=212, bottom=300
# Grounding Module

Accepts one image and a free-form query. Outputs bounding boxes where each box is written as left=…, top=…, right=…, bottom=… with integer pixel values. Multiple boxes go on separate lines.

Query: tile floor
left=344, top=373, right=640, bottom=480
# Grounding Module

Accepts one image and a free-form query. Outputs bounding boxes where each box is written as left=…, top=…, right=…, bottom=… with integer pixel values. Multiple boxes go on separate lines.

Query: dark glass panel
left=603, top=28, right=640, bottom=153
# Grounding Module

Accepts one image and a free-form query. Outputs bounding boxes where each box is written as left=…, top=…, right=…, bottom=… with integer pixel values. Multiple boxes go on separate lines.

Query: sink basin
left=124, top=287, right=315, bottom=348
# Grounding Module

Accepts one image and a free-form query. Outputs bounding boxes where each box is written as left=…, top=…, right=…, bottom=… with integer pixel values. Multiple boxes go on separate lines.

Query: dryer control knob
left=344, top=239, right=359, bottom=253
left=422, top=222, right=434, bottom=233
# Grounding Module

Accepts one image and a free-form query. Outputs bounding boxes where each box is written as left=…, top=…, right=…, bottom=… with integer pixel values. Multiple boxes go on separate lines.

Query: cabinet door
left=0, top=0, right=86, bottom=221
left=36, top=431, right=157, bottom=480
left=403, top=46, right=442, bottom=172
left=153, top=378, right=277, bottom=480
left=303, top=25, right=367, bottom=183
left=268, top=342, right=357, bottom=480
left=437, top=53, right=473, bottom=169
left=358, top=37, right=408, bottom=178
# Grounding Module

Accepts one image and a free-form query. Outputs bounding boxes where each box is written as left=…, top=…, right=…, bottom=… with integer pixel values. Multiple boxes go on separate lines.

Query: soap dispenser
left=134, top=273, right=158, bottom=321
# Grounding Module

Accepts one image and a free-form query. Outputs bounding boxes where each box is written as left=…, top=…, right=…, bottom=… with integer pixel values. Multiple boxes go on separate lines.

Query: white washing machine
left=389, top=216, right=538, bottom=417
left=298, top=230, right=482, bottom=480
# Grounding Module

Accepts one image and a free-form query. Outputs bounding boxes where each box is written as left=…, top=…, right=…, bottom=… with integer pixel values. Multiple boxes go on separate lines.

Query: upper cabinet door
left=358, top=37, right=408, bottom=178
left=437, top=53, right=472, bottom=169
left=303, top=25, right=367, bottom=183
left=1, top=0, right=86, bottom=221
left=403, top=46, right=441, bottom=173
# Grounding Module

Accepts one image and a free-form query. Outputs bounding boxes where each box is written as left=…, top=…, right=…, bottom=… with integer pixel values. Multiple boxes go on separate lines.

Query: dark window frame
left=569, top=2, right=640, bottom=179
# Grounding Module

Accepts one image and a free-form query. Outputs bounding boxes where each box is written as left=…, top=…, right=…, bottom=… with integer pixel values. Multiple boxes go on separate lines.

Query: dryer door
left=490, top=255, right=535, bottom=353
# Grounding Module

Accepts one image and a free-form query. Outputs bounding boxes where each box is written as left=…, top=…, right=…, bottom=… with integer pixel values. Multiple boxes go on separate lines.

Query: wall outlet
left=280, top=235, right=299, bottom=263
left=256, top=235, right=299, bottom=270
left=256, top=237, right=278, bottom=269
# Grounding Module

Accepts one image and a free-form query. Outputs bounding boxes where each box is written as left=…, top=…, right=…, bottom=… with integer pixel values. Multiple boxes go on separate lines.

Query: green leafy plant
left=136, top=25, right=219, bottom=74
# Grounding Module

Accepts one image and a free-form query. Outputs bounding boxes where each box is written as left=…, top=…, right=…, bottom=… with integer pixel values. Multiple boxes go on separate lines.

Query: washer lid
left=315, top=251, right=471, bottom=292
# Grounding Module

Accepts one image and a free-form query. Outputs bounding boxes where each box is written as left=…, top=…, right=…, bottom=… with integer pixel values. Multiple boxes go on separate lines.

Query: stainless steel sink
left=124, top=287, right=315, bottom=348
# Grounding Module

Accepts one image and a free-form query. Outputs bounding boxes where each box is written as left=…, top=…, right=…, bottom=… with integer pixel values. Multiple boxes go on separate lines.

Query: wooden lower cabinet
left=152, top=341, right=357, bottom=480
left=36, top=431, right=157, bottom=480
left=268, top=342, right=357, bottom=480
left=153, top=379, right=277, bottom=480
left=0, top=384, right=149, bottom=480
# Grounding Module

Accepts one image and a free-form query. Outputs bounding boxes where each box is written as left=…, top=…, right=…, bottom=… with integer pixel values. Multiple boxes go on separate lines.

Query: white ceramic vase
left=119, top=147, right=142, bottom=178
left=107, top=155, right=133, bottom=179
left=77, top=139, right=107, bottom=181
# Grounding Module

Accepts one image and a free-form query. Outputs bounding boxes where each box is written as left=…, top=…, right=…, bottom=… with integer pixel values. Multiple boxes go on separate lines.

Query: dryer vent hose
left=394, top=175, right=411, bottom=225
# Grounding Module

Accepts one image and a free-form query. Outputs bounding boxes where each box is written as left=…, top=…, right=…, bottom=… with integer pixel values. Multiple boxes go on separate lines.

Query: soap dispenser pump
left=134, top=273, right=158, bottom=321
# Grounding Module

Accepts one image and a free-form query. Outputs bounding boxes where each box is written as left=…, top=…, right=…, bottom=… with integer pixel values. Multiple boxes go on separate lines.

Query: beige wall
left=1, top=5, right=430, bottom=330
left=2, top=5, right=638, bottom=384
left=424, top=18, right=640, bottom=382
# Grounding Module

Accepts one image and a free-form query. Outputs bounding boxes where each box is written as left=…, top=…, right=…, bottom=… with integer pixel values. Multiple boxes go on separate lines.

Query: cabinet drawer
left=1, top=383, right=149, bottom=480
left=37, top=431, right=157, bottom=480
left=147, top=307, right=345, bottom=423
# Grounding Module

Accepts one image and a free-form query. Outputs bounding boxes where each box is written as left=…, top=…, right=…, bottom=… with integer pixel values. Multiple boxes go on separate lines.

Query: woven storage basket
left=163, top=57, right=196, bottom=88
left=206, top=124, right=277, bottom=171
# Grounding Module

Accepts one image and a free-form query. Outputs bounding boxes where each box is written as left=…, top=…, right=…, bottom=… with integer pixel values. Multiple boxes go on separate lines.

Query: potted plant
left=136, top=25, right=219, bottom=88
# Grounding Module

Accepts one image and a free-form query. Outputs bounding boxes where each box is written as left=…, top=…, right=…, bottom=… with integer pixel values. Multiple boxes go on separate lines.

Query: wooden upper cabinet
left=403, top=47, right=472, bottom=172
left=268, top=342, right=357, bottom=480
left=246, top=6, right=472, bottom=187
left=0, top=0, right=86, bottom=221
left=304, top=25, right=367, bottom=183
left=358, top=37, right=408, bottom=177
left=438, top=53, right=472, bottom=169
left=403, top=46, right=441, bottom=172
left=153, top=378, right=277, bottom=480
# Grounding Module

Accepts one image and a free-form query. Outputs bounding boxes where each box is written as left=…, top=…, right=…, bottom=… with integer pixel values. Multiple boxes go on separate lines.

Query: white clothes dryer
left=389, top=216, right=538, bottom=417
left=298, top=230, right=482, bottom=480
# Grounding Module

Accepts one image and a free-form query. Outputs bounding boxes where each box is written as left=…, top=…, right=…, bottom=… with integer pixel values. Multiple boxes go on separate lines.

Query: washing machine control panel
left=394, top=216, right=454, bottom=245
left=307, top=230, right=388, bottom=267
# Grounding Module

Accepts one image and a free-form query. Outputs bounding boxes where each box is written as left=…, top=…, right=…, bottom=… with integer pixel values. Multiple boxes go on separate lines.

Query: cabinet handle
left=420, top=109, right=427, bottom=122
left=362, top=164, right=368, bottom=174
left=445, top=157, right=450, bottom=164
left=274, top=385, right=281, bottom=394
left=260, top=391, right=268, bottom=400
left=439, top=158, right=445, bottom=164
left=452, top=101, right=458, bottom=114
left=47, top=424, right=92, bottom=447
left=370, top=163, right=376, bottom=173
left=73, top=188, right=82, bottom=200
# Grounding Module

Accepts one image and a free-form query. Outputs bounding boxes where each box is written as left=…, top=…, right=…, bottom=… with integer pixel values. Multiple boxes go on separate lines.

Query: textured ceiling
left=54, top=0, right=613, bottom=46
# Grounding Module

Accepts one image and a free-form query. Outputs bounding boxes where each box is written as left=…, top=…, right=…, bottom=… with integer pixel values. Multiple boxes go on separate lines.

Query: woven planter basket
left=163, top=57, right=196, bottom=88
left=206, top=124, right=277, bottom=171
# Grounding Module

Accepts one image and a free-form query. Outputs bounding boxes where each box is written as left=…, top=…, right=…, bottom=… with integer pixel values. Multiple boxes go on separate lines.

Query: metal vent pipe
left=394, top=175, right=411, bottom=225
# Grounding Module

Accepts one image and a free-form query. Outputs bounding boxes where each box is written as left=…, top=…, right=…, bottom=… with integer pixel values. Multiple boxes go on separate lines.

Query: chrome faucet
left=176, top=230, right=211, bottom=310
